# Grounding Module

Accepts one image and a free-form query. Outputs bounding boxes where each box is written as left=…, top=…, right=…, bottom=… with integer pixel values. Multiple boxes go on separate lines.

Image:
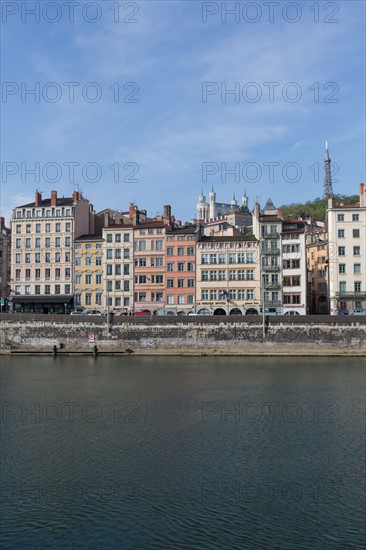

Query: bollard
left=93, top=345, right=98, bottom=358
left=52, top=345, right=58, bottom=357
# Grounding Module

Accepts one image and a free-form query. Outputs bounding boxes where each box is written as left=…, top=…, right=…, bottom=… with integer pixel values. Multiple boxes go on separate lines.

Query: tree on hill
left=279, top=195, right=359, bottom=221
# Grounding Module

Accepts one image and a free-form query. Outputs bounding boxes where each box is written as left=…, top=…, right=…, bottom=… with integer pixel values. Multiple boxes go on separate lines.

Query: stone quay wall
left=0, top=314, right=365, bottom=356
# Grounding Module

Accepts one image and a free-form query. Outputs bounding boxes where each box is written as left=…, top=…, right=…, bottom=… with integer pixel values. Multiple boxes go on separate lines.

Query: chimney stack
left=129, top=203, right=135, bottom=222
left=360, top=183, right=365, bottom=207
left=73, top=190, right=80, bottom=203
left=328, top=196, right=335, bottom=208
left=134, top=209, right=140, bottom=225
left=0, top=217, right=4, bottom=230
left=35, top=191, right=42, bottom=206
left=104, top=211, right=109, bottom=227
left=51, top=190, right=57, bottom=206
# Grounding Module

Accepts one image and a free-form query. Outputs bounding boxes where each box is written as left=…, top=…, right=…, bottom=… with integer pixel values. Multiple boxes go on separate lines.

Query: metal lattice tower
left=323, top=141, right=334, bottom=198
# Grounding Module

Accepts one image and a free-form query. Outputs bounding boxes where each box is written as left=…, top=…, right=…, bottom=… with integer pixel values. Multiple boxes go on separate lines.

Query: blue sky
left=1, top=0, right=365, bottom=223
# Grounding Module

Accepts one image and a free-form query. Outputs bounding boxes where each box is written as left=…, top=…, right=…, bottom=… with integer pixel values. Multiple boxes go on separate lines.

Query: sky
left=1, top=0, right=365, bottom=223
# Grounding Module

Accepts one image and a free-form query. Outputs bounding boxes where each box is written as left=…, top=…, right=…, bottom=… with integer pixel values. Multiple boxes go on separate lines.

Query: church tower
left=209, top=187, right=216, bottom=220
left=196, top=190, right=209, bottom=221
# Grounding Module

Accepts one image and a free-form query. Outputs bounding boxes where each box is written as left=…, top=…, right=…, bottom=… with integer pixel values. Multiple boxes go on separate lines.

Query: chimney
left=253, top=202, right=260, bottom=219
left=0, top=217, right=4, bottom=230
left=104, top=211, right=109, bottom=228
left=129, top=203, right=135, bottom=222
left=328, top=197, right=335, bottom=208
left=134, top=209, right=140, bottom=225
left=360, top=183, right=365, bottom=207
left=51, top=190, right=57, bottom=206
left=35, top=191, right=42, bottom=206
left=163, top=205, right=171, bottom=225
left=73, top=190, right=79, bottom=203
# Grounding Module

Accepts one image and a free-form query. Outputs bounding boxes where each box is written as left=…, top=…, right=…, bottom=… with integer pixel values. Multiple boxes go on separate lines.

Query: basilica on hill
left=196, top=189, right=249, bottom=221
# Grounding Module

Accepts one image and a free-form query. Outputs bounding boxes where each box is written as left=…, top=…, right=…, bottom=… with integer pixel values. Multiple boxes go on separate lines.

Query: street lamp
left=262, top=274, right=266, bottom=340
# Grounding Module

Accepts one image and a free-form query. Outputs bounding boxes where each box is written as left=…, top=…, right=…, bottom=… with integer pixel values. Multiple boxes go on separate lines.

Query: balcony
left=262, top=233, right=279, bottom=239
left=264, top=301, right=282, bottom=307
left=335, top=291, right=366, bottom=299
left=262, top=265, right=280, bottom=272
left=264, top=283, right=281, bottom=290
left=261, top=248, right=280, bottom=255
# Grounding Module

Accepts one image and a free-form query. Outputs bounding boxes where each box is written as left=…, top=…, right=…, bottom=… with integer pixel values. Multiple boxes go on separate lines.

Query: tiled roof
left=16, top=198, right=74, bottom=208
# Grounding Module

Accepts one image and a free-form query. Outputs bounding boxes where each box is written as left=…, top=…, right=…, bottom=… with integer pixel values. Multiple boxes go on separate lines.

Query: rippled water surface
left=1, top=356, right=365, bottom=549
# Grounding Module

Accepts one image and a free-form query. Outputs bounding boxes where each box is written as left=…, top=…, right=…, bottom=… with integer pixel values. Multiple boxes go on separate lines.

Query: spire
left=323, top=141, right=333, bottom=198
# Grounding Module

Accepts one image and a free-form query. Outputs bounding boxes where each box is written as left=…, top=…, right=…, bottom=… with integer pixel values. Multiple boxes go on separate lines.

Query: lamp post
left=106, top=283, right=110, bottom=337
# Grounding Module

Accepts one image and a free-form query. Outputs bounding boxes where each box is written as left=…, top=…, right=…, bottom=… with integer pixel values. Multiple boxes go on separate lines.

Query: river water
left=1, top=356, right=365, bottom=549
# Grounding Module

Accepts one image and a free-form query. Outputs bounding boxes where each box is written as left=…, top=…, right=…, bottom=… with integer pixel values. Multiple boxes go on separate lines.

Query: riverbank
left=1, top=314, right=365, bottom=356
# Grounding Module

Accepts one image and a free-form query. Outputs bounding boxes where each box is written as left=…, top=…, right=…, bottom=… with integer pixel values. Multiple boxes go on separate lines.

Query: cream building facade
left=328, top=184, right=366, bottom=314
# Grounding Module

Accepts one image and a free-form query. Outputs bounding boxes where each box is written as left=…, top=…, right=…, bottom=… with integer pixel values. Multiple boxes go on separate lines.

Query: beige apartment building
left=328, top=184, right=366, bottom=314
left=10, top=190, right=95, bottom=313
left=196, top=235, right=260, bottom=315
left=306, top=227, right=329, bottom=314
left=0, top=217, right=11, bottom=310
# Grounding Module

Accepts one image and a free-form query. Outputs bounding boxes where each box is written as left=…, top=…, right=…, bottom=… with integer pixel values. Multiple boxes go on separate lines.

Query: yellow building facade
left=74, top=235, right=104, bottom=311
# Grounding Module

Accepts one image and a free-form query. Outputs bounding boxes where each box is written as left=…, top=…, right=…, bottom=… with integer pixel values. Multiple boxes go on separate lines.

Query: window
left=35, top=224, right=41, bottom=233
left=139, top=241, right=146, bottom=251
left=25, top=269, right=31, bottom=280
left=15, top=269, right=21, bottom=280
left=55, top=285, right=61, bottom=295
left=246, top=289, right=254, bottom=300
left=353, top=246, right=360, bottom=256
left=187, top=247, right=194, bottom=255
left=16, top=238, right=21, bottom=249
left=201, top=254, right=209, bottom=264
left=16, top=224, right=21, bottom=233
left=187, top=295, right=194, bottom=304
left=24, top=285, right=30, bottom=295
left=86, top=244, right=92, bottom=249
left=188, top=279, right=194, bottom=288
left=167, top=247, right=174, bottom=256
left=107, top=249, right=113, bottom=260
left=337, top=214, right=344, bottom=222
left=115, top=233, right=121, bottom=243
left=339, top=264, right=346, bottom=274
left=96, top=274, right=102, bottom=285
left=55, top=268, right=61, bottom=278
left=156, top=257, right=163, bottom=267
left=167, top=295, right=174, bottom=305
left=124, top=281, right=130, bottom=292
left=35, top=238, right=41, bottom=248
left=56, top=222, right=61, bottom=232
left=66, top=222, right=71, bottom=231
left=338, top=246, right=345, bottom=256
left=25, top=253, right=31, bottom=263
left=229, top=253, right=236, bottom=264
left=218, top=270, right=226, bottom=281
left=178, top=279, right=184, bottom=288
left=353, top=229, right=360, bottom=238
left=76, top=274, right=82, bottom=285
left=124, top=265, right=130, bottom=275
left=16, top=253, right=21, bottom=264
left=45, top=268, right=51, bottom=279
left=167, top=279, right=174, bottom=288
left=107, top=265, right=113, bottom=275
left=339, top=282, right=346, bottom=292
left=45, top=237, right=51, bottom=248
left=155, top=275, right=163, bottom=284
left=178, top=247, right=184, bottom=256
left=178, top=263, right=184, bottom=271
left=45, top=285, right=51, bottom=295
left=124, top=249, right=130, bottom=259
left=229, top=270, right=236, bottom=281
left=46, top=223, right=51, bottom=233
left=210, top=271, right=217, bottom=281
left=201, top=290, right=209, bottom=300
left=156, top=240, right=163, bottom=251
left=354, top=264, right=361, bottom=274
left=229, top=290, right=236, bottom=300
left=107, top=234, right=113, bottom=243
left=35, top=285, right=40, bottom=295
left=95, top=294, right=102, bottom=305
left=355, top=282, right=361, bottom=292
left=124, top=233, right=130, bottom=243
left=25, top=224, right=31, bottom=233
left=210, top=290, right=217, bottom=300
left=139, top=276, right=146, bottom=284
left=187, top=262, right=194, bottom=271
left=55, top=252, right=61, bottom=263
left=238, top=253, right=245, bottom=264
left=218, top=254, right=226, bottom=264
left=352, top=214, right=359, bottom=221
left=178, top=295, right=185, bottom=304
left=338, top=229, right=345, bottom=238
left=96, top=255, right=102, bottom=266
left=247, top=270, right=254, bottom=280
left=15, top=285, right=21, bottom=295
left=167, top=263, right=174, bottom=272
left=65, top=252, right=70, bottom=262
left=85, top=274, right=92, bottom=285
left=139, top=229, right=146, bottom=235
left=156, top=292, right=164, bottom=302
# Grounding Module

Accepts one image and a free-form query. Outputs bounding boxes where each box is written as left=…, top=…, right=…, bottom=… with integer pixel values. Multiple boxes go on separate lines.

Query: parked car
left=70, top=310, right=85, bottom=316
left=349, top=309, right=365, bottom=316
left=86, top=310, right=105, bottom=316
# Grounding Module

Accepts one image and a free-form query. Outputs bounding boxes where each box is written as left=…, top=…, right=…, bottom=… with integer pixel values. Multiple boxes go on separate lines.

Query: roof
left=103, top=223, right=134, bottom=230
left=263, top=198, right=276, bottom=211
left=16, top=198, right=74, bottom=208
left=134, top=221, right=166, bottom=229
left=198, top=235, right=258, bottom=243
left=166, top=226, right=197, bottom=234
left=75, top=234, right=103, bottom=242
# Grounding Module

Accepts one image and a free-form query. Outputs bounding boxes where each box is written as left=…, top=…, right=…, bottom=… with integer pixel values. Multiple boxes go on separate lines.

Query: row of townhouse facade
left=7, top=185, right=365, bottom=315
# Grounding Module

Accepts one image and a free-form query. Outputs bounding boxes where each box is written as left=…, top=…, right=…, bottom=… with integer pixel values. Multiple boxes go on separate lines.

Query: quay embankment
left=0, top=314, right=365, bottom=356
